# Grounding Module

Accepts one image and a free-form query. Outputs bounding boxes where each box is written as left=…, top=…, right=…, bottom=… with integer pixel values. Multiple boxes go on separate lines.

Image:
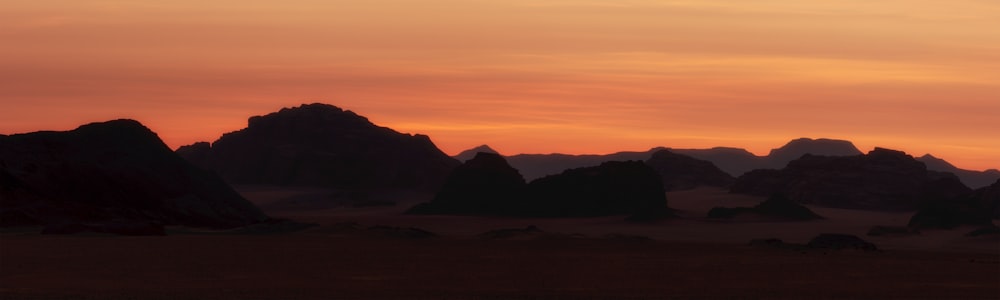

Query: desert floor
left=1, top=187, right=997, bottom=299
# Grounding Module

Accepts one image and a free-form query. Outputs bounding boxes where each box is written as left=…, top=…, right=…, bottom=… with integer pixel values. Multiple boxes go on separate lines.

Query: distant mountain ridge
left=916, top=154, right=1000, bottom=189
left=456, top=138, right=997, bottom=188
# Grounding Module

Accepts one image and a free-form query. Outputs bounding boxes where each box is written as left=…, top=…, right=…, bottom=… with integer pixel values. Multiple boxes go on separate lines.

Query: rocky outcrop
left=917, top=154, right=1000, bottom=189
left=176, top=103, right=460, bottom=191
left=408, top=155, right=671, bottom=221
left=524, top=161, right=671, bottom=221
left=731, top=148, right=971, bottom=211
left=644, top=149, right=734, bottom=191
left=406, top=152, right=526, bottom=215
left=0, top=120, right=268, bottom=229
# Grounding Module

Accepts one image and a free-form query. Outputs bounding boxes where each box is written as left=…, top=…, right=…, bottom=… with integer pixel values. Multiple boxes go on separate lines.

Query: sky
left=2, top=0, right=998, bottom=170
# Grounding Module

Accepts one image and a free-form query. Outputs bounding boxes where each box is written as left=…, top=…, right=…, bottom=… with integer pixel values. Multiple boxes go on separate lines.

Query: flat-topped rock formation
left=177, top=103, right=460, bottom=191
left=731, top=148, right=971, bottom=211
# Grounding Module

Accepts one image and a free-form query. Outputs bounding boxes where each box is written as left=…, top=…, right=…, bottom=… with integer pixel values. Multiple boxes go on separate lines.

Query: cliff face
left=177, top=103, right=460, bottom=191
left=731, top=148, right=971, bottom=211
left=0, top=120, right=268, bottom=228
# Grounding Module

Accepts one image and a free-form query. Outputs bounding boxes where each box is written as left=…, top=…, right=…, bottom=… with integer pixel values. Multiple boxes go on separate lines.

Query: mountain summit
left=176, top=103, right=460, bottom=191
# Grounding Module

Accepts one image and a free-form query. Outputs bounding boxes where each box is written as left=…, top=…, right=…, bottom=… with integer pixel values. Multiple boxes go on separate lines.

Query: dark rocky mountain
left=730, top=148, right=972, bottom=211
left=707, top=193, right=822, bottom=221
left=644, top=149, right=735, bottom=191
left=176, top=103, right=460, bottom=191
left=917, top=154, right=1000, bottom=189
left=409, top=154, right=670, bottom=221
left=0, top=120, right=268, bottom=229
left=454, top=145, right=499, bottom=163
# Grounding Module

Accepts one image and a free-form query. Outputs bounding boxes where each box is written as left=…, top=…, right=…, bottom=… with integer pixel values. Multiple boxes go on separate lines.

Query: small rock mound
left=477, top=225, right=545, bottom=240
left=366, top=225, right=438, bottom=239
left=707, top=194, right=822, bottom=220
left=866, top=226, right=918, bottom=237
left=41, top=222, right=166, bottom=236
left=965, top=225, right=1000, bottom=237
left=807, top=234, right=878, bottom=251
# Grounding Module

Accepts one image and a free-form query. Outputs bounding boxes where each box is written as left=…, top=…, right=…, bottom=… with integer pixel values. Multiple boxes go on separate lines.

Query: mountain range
left=457, top=138, right=997, bottom=188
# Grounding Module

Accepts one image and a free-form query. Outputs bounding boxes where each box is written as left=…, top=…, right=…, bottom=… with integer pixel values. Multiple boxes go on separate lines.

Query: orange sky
left=2, top=0, right=998, bottom=170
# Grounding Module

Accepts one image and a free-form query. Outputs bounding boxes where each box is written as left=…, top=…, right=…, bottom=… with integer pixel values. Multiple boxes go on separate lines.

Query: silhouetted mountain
left=644, top=149, right=734, bottom=191
left=407, top=152, right=526, bottom=215
left=504, top=148, right=664, bottom=181
left=409, top=155, right=670, bottom=221
left=454, top=145, right=499, bottom=163
left=0, top=120, right=268, bottom=229
left=176, top=103, right=460, bottom=192
left=917, top=154, right=1000, bottom=189
left=731, top=148, right=971, bottom=211
left=707, top=193, right=823, bottom=221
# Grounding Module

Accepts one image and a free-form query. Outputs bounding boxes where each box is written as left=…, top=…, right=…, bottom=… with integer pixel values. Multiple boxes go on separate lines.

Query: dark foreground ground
left=2, top=187, right=998, bottom=299
left=1, top=232, right=998, bottom=300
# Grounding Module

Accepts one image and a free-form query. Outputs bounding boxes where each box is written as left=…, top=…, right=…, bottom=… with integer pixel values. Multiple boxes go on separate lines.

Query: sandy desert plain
left=2, top=186, right=998, bottom=300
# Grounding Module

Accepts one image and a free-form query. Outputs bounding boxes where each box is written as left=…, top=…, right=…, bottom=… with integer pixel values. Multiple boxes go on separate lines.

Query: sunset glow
left=2, top=0, right=998, bottom=170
